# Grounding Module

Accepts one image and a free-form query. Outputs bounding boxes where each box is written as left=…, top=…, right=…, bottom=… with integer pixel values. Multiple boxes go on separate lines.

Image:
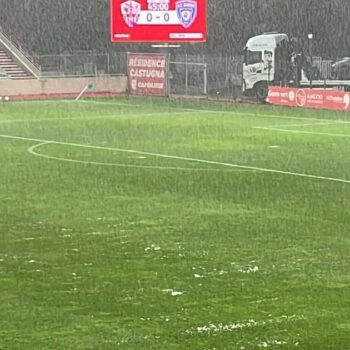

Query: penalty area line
left=0, top=133, right=349, bottom=184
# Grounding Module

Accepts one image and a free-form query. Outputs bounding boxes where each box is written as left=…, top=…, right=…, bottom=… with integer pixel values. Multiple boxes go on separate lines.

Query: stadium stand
left=0, top=45, right=31, bottom=79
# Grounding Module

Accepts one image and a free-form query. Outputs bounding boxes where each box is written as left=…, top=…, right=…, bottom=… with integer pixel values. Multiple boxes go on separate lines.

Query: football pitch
left=0, top=97, right=350, bottom=349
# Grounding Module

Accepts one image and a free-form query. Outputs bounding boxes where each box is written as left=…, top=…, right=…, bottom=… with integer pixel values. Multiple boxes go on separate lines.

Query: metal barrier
left=0, top=44, right=244, bottom=98
left=38, top=52, right=128, bottom=78
left=312, top=57, right=333, bottom=79
left=35, top=52, right=243, bottom=98
left=169, top=53, right=243, bottom=98
left=169, top=60, right=207, bottom=96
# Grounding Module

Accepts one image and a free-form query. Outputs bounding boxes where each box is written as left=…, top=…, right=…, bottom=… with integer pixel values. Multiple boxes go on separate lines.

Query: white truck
left=242, top=32, right=350, bottom=102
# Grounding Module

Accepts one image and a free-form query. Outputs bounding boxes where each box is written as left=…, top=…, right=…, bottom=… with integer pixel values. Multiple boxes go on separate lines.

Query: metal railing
left=35, top=52, right=243, bottom=88
left=0, top=46, right=245, bottom=99
left=169, top=53, right=243, bottom=98
left=37, top=52, right=128, bottom=78
left=312, top=57, right=333, bottom=79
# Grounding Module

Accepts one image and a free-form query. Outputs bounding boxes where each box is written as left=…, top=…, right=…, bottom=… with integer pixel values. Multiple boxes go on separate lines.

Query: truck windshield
left=244, top=49, right=262, bottom=65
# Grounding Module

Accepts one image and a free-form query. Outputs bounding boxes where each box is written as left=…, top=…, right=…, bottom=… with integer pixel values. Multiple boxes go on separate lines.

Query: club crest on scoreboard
left=121, top=0, right=142, bottom=27
left=176, top=0, right=197, bottom=28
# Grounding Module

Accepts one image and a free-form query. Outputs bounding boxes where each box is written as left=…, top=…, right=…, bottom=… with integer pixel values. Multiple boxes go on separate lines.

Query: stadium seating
left=0, top=45, right=30, bottom=79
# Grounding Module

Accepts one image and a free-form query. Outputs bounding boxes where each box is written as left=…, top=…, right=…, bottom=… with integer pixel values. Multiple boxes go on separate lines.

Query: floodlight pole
left=308, top=33, right=313, bottom=88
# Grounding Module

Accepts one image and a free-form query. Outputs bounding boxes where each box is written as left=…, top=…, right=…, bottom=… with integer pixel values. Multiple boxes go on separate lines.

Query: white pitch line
left=27, top=142, right=250, bottom=173
left=2, top=98, right=350, bottom=124
left=77, top=99, right=146, bottom=108
left=264, top=121, right=350, bottom=128
left=0, top=116, right=96, bottom=124
left=228, top=112, right=349, bottom=122
left=254, top=126, right=350, bottom=138
left=1, top=133, right=349, bottom=184
left=75, top=99, right=350, bottom=123
left=0, top=110, right=194, bottom=125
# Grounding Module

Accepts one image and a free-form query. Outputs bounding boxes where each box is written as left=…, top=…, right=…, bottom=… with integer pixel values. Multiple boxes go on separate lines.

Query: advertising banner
left=128, top=53, right=168, bottom=96
left=267, top=86, right=350, bottom=112
left=111, top=0, right=207, bottom=42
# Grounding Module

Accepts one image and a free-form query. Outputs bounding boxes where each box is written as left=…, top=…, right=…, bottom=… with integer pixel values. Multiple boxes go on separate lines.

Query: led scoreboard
left=110, top=0, right=207, bottom=42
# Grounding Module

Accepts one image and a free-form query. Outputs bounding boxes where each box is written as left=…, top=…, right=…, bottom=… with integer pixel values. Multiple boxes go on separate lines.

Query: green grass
left=0, top=97, right=350, bottom=349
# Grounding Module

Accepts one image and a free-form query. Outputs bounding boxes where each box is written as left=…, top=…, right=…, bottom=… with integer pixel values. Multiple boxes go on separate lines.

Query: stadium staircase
left=0, top=23, right=41, bottom=79
left=0, top=46, right=31, bottom=79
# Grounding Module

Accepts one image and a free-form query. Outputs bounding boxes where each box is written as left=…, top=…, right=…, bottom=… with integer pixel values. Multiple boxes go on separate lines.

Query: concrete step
left=3, top=71, right=27, bottom=75
left=2, top=65, right=25, bottom=69
left=10, top=74, right=28, bottom=78
left=2, top=68, right=27, bottom=74
left=1, top=64, right=20, bottom=68
left=7, top=74, right=30, bottom=78
left=3, top=70, right=28, bottom=75
left=5, top=67, right=28, bottom=72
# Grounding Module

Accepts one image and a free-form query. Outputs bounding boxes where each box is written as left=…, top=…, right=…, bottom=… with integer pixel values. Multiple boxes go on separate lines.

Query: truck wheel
left=255, top=82, right=268, bottom=103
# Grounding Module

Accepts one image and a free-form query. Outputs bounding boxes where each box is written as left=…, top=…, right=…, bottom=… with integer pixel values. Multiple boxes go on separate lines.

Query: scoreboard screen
left=110, top=0, right=207, bottom=42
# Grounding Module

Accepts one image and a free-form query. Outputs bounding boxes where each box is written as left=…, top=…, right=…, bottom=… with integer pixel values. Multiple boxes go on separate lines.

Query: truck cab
left=242, top=32, right=292, bottom=101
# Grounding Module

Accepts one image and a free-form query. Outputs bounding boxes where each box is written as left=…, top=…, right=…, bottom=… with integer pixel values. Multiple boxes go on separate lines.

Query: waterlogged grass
left=0, top=98, right=350, bottom=349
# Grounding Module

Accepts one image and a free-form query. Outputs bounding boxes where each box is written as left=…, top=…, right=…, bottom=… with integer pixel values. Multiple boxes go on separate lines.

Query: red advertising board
left=128, top=53, right=168, bottom=96
left=111, top=0, right=206, bottom=42
left=267, top=86, right=350, bottom=112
